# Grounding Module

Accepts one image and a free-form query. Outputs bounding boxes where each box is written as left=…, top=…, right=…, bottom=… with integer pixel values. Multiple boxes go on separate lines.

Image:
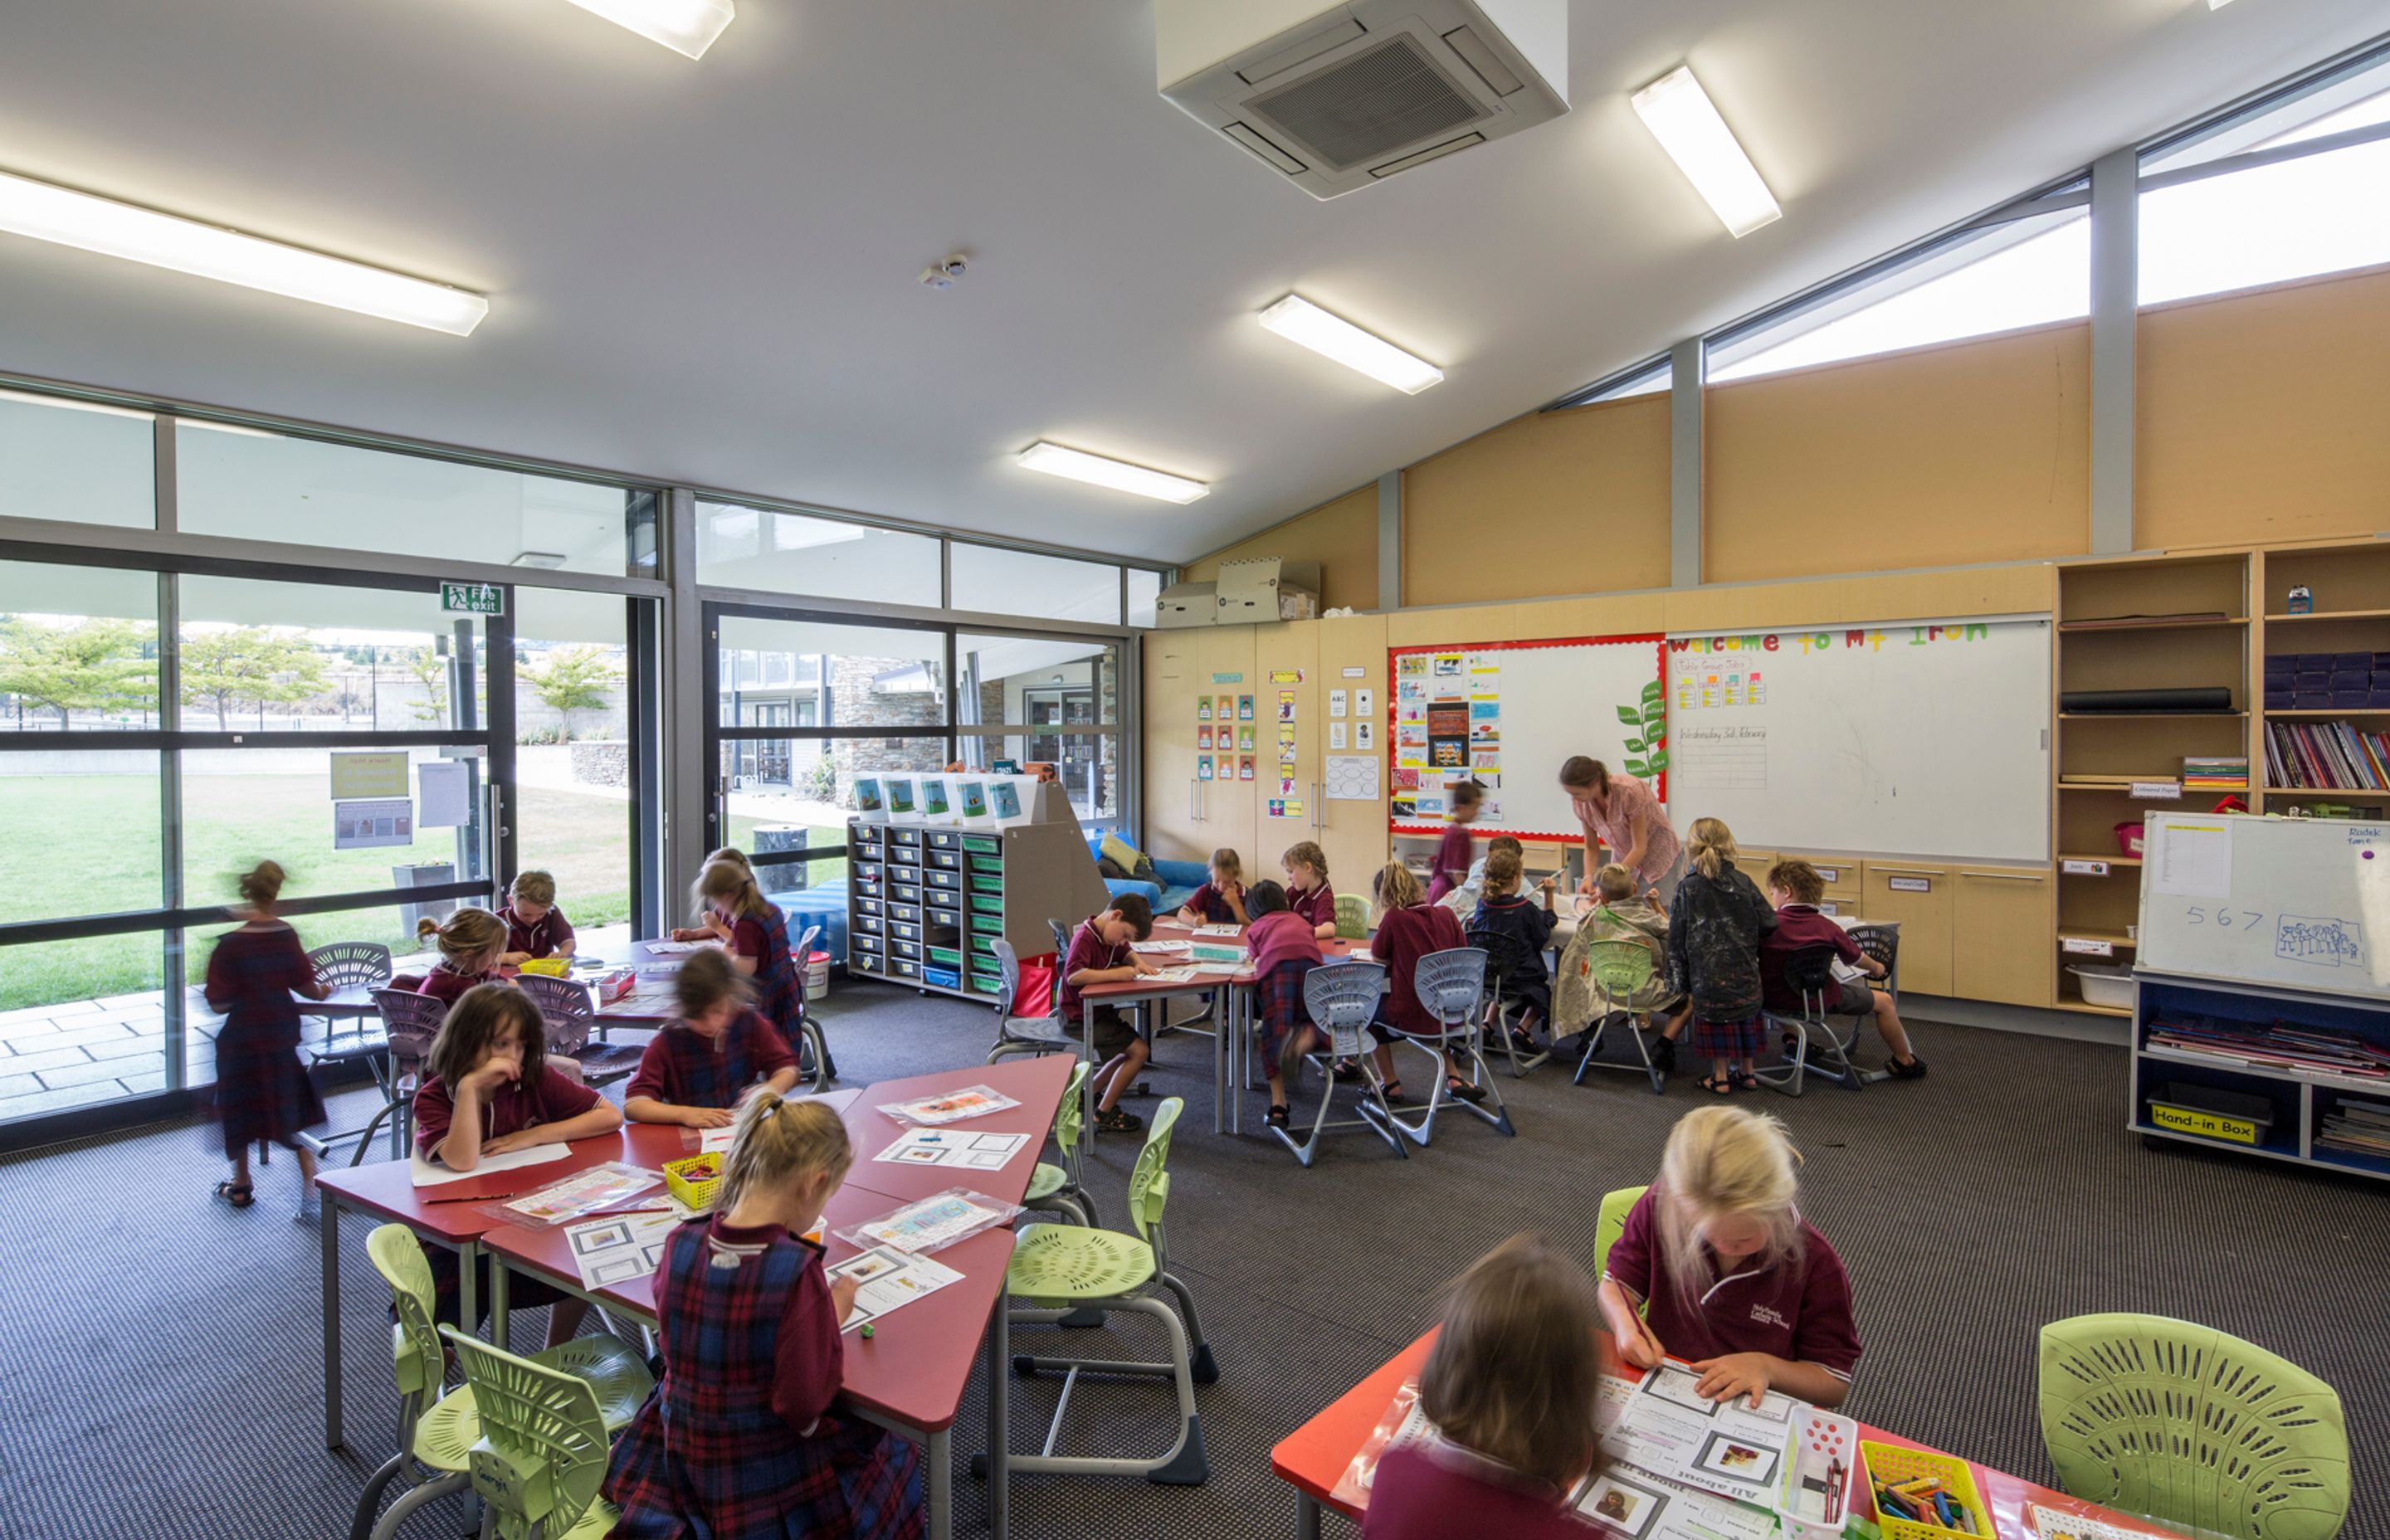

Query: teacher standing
left=1559, top=756, right=1685, bottom=905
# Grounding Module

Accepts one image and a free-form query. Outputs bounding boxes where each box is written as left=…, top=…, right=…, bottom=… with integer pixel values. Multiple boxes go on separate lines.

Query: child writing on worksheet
left=413, top=984, right=621, bottom=1340
left=1666, top=818, right=1777, bottom=1096
left=1422, top=780, right=1484, bottom=904
left=497, top=869, right=575, bottom=965
left=604, top=1089, right=924, bottom=1540
left=1467, top=847, right=1557, bottom=1055
left=623, top=948, right=800, bottom=1128
left=1176, top=847, right=1250, bottom=927
left=1597, top=1106, right=1861, bottom=1409
left=205, top=860, right=330, bottom=1213
left=1363, top=1233, right=1607, bottom=1540
left=1243, top=879, right=1324, bottom=1131
left=1061, top=893, right=1159, bottom=1136
left=414, top=908, right=510, bottom=1007
left=1281, top=841, right=1339, bottom=940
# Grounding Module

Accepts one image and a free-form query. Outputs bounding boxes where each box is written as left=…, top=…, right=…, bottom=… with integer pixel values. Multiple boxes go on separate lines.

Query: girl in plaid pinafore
left=606, top=1091, right=923, bottom=1540
left=622, top=948, right=800, bottom=1128
left=204, top=860, right=329, bottom=1209
left=1242, top=880, right=1322, bottom=1130
left=675, top=858, right=799, bottom=1046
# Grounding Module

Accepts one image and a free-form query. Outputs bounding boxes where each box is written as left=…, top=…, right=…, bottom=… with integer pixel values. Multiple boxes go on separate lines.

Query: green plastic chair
left=1572, top=935, right=1668, bottom=1094
left=1334, top=893, right=1371, bottom=941
left=442, top=1327, right=622, bottom=1540
left=1022, top=1060, right=1097, bottom=1226
left=1595, top=1185, right=1649, bottom=1280
left=995, top=1096, right=1215, bottom=1485
left=2039, top=1313, right=2349, bottom=1540
left=349, top=1226, right=653, bottom=1540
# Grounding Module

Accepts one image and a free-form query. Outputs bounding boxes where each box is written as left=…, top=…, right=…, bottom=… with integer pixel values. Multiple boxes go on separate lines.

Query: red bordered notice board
left=1388, top=635, right=1666, bottom=841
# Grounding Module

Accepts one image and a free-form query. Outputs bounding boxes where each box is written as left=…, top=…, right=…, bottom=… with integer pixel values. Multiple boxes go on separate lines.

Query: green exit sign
left=440, top=582, right=505, bottom=616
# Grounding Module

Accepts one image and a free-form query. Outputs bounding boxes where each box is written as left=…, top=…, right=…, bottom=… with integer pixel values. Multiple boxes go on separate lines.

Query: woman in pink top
left=1560, top=756, right=1684, bottom=904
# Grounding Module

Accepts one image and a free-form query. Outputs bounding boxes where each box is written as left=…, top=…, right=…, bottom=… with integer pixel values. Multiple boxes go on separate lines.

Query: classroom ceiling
left=0, top=2, right=2382, bottom=566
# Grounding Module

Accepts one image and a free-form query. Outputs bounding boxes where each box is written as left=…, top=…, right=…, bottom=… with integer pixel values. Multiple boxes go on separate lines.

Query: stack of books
left=2146, top=1016, right=2390, bottom=1081
left=2315, top=1100, right=2390, bottom=1159
left=2264, top=720, right=2390, bottom=790
left=2265, top=651, right=2390, bottom=710
left=2182, top=755, right=2248, bottom=791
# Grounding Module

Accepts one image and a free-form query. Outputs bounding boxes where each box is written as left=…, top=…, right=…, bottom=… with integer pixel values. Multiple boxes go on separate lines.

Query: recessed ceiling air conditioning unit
left=1157, top=0, right=1567, bottom=200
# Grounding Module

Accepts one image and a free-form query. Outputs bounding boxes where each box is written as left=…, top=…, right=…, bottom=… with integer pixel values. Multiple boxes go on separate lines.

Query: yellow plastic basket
left=515, top=958, right=570, bottom=977
left=662, top=1153, right=723, bottom=1211
left=1858, top=1440, right=1989, bottom=1540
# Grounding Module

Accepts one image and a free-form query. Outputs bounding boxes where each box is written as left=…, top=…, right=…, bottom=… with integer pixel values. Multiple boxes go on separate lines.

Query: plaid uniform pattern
left=203, top=924, right=326, bottom=1158
left=1253, top=958, right=1317, bottom=1070
left=606, top=1223, right=924, bottom=1540
left=752, top=903, right=799, bottom=1037
left=634, top=1010, right=794, bottom=1110
left=1690, top=1014, right=1768, bottom=1061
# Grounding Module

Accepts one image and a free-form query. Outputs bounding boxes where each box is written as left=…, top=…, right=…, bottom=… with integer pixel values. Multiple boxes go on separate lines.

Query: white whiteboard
left=1665, top=617, right=2051, bottom=860
left=1390, top=636, right=1665, bottom=841
left=2138, top=812, right=2390, bottom=1001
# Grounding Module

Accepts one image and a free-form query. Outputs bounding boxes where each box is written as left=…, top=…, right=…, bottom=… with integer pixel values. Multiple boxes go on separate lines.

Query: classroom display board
left=1664, top=617, right=2051, bottom=860
left=2138, top=811, right=2390, bottom=1001
left=1388, top=636, right=1665, bottom=840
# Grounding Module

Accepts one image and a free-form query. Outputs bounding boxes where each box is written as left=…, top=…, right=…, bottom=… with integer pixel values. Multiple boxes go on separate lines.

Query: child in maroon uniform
left=1060, top=894, right=1158, bottom=1134
left=1175, top=847, right=1250, bottom=926
left=1243, top=880, right=1324, bottom=1128
left=414, top=985, right=621, bottom=1339
left=1281, top=841, right=1339, bottom=940
left=1598, top=1106, right=1862, bottom=1409
left=1358, top=862, right=1482, bottom=1105
left=496, top=868, right=576, bottom=965
left=675, top=859, right=800, bottom=1052
left=1422, top=780, right=1484, bottom=904
left=1759, top=859, right=1925, bottom=1079
left=606, top=1090, right=924, bottom=1540
left=624, top=948, right=800, bottom=1128
left=414, top=908, right=508, bottom=1007
left=1364, top=1233, right=1606, bottom=1540
left=205, top=860, right=330, bottom=1211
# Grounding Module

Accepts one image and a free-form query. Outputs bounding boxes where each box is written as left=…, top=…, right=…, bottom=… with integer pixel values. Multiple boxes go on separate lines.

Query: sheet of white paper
left=828, top=1245, right=964, bottom=1331
left=1602, top=1364, right=1802, bottom=1507
left=1325, top=754, right=1379, bottom=801
left=333, top=797, right=414, bottom=850
left=1141, top=966, right=1202, bottom=984
left=408, top=1143, right=571, bottom=1187
left=1191, top=924, right=1242, bottom=937
left=872, top=1127, right=1031, bottom=1171
left=878, top=1085, right=1021, bottom=1126
left=2030, top=1503, right=2160, bottom=1540
left=1130, top=940, right=1192, bottom=955
left=416, top=758, right=473, bottom=828
left=847, top=1192, right=1012, bottom=1253
left=2150, top=818, right=2232, bottom=900
left=564, top=1210, right=682, bottom=1291
left=644, top=940, right=710, bottom=955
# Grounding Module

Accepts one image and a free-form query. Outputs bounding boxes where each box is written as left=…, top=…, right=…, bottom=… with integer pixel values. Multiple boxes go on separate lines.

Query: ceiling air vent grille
left=1244, top=33, right=1489, bottom=173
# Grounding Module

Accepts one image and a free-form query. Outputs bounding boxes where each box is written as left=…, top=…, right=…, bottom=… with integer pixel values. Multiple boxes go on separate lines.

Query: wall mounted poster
left=1198, top=725, right=1212, bottom=750
left=1238, top=694, right=1255, bottom=720
left=1217, top=694, right=1235, bottom=719
left=334, top=798, right=413, bottom=850
left=1197, top=755, right=1213, bottom=780
left=1239, top=755, right=1255, bottom=782
left=1197, top=697, right=1212, bottom=721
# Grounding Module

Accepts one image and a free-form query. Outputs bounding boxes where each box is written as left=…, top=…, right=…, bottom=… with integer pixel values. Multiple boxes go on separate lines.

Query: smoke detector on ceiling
left=1157, top=0, right=1568, bottom=200
left=919, top=252, right=970, bottom=290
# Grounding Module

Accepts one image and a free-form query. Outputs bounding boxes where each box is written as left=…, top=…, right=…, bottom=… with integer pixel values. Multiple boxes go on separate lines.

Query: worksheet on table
left=827, top=1245, right=963, bottom=1332
left=563, top=1209, right=682, bottom=1290
left=871, top=1127, right=1030, bottom=1171
left=1602, top=1363, right=1801, bottom=1506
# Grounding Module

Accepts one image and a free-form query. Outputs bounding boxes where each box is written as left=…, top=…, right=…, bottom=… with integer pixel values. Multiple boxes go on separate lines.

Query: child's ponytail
left=1656, top=1105, right=1803, bottom=1312
left=719, top=1088, right=852, bottom=1212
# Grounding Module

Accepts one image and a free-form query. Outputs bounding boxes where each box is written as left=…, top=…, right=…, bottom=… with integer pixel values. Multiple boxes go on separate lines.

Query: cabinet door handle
left=1959, top=870, right=2043, bottom=881
left=1873, top=869, right=1942, bottom=879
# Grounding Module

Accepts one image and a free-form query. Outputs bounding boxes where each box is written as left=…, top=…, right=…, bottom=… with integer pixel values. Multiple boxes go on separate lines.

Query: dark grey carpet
left=2, top=986, right=2382, bottom=1540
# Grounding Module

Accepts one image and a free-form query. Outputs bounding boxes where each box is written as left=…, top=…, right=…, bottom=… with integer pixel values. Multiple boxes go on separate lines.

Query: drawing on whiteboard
left=2276, top=916, right=2363, bottom=967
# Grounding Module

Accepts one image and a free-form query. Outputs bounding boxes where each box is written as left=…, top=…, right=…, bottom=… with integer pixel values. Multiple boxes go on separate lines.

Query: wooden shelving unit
left=2252, top=540, right=2390, bottom=816
left=2052, top=553, right=2251, bottom=1016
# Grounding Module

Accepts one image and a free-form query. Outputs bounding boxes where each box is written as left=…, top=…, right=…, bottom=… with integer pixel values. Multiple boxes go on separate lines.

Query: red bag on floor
left=1012, top=953, right=1057, bottom=1018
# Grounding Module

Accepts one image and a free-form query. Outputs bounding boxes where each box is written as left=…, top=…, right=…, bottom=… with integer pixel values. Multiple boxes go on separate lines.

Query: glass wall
left=695, top=502, right=943, bottom=605
left=954, top=631, right=1123, bottom=827
left=514, top=587, right=638, bottom=933
left=0, top=392, right=154, bottom=529
left=949, top=544, right=1124, bottom=625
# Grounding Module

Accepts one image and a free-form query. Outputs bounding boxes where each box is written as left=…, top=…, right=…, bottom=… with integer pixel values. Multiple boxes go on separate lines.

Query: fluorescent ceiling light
left=2208, top=0, right=2236, bottom=7
left=1257, top=295, right=1443, bottom=393
left=0, top=168, right=489, bottom=334
left=563, top=0, right=736, bottom=59
left=1631, top=66, right=1783, bottom=238
left=1017, top=442, right=1209, bottom=504
left=510, top=551, right=570, bottom=569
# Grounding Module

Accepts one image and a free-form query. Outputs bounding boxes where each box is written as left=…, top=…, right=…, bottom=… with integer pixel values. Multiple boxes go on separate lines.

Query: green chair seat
left=545, top=1501, right=622, bottom=1540
left=535, top=1335, right=653, bottom=1430
left=1024, top=1162, right=1067, bottom=1203
left=412, top=1385, right=481, bottom=1472
left=1007, top=1223, right=1157, bottom=1306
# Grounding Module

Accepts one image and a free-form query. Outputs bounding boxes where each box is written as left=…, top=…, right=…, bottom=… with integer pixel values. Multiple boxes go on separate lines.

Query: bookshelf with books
left=2052, top=553, right=2251, bottom=1015
left=2254, top=540, right=2390, bottom=817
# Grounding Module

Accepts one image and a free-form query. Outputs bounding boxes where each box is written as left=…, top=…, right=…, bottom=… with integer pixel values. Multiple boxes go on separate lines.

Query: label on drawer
left=2061, top=859, right=2110, bottom=876
left=1886, top=876, right=1930, bottom=893
left=2149, top=1104, right=2260, bottom=1146
left=1813, top=866, right=1841, bottom=884
left=2061, top=937, right=2114, bottom=957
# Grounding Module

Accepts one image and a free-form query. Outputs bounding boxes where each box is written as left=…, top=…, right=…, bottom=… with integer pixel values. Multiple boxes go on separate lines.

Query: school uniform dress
left=1665, top=867, right=1778, bottom=1062
left=1598, top=1186, right=1864, bottom=1388
left=604, top=1216, right=924, bottom=1540
left=1289, top=881, right=1339, bottom=934
left=202, top=921, right=326, bottom=1158
left=1422, top=824, right=1476, bottom=905
left=1058, top=919, right=1140, bottom=1059
left=1759, top=904, right=1875, bottom=1018
left=1369, top=903, right=1468, bottom=1042
left=1245, top=909, right=1324, bottom=1068
left=1363, top=1443, right=1593, bottom=1540
left=728, top=904, right=800, bottom=1041
left=415, top=962, right=500, bottom=1010
left=412, top=1065, right=600, bottom=1324
left=498, top=903, right=574, bottom=959
left=625, top=1010, right=798, bottom=1109
left=1467, top=894, right=1558, bottom=1017
left=1182, top=880, right=1246, bottom=925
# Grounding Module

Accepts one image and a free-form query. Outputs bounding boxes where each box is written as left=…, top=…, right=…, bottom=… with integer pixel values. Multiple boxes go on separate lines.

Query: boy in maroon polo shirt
left=1758, top=860, right=1925, bottom=1079
left=1599, top=1106, right=1861, bottom=1409
left=1060, top=894, right=1158, bottom=1134
left=1422, top=780, right=1484, bottom=904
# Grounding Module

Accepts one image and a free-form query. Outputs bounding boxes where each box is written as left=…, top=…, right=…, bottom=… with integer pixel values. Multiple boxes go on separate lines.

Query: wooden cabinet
left=1314, top=613, right=1390, bottom=889
left=1861, top=860, right=1953, bottom=995
left=1729, top=850, right=1778, bottom=891
left=1953, top=866, right=2055, bottom=1006
left=1142, top=626, right=1255, bottom=864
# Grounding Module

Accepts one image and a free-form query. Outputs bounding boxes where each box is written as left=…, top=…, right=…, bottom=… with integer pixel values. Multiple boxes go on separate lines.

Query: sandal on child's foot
left=1733, top=1072, right=1761, bottom=1093
left=1445, top=1076, right=1487, bottom=1104
left=1330, top=1059, right=1361, bottom=1084
left=1096, top=1108, right=1144, bottom=1134
left=1507, top=1029, right=1539, bottom=1055
left=214, top=1180, right=256, bottom=1210
left=1265, top=1104, right=1291, bottom=1129
left=1697, top=1075, right=1733, bottom=1096
left=1379, top=1079, right=1407, bottom=1105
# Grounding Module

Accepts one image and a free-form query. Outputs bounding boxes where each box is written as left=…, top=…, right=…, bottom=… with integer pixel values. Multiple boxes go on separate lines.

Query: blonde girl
left=675, top=858, right=802, bottom=1047
left=1363, top=1234, right=1607, bottom=1538
left=1663, top=818, right=1777, bottom=1094
left=604, top=1090, right=925, bottom=1538
left=1597, top=1106, right=1861, bottom=1408
left=415, top=907, right=510, bottom=1008
left=1178, top=846, right=1249, bottom=926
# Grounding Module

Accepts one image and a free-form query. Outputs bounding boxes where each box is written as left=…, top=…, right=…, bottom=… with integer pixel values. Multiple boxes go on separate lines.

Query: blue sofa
left=1081, top=834, right=1205, bottom=915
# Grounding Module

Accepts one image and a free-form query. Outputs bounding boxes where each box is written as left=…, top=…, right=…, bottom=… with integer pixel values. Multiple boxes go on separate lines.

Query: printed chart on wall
left=1388, top=636, right=1665, bottom=840
left=1666, top=617, right=2051, bottom=860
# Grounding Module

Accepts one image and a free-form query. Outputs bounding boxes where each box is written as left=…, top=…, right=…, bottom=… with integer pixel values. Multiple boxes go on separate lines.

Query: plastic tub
left=2114, top=821, right=2145, bottom=856
left=804, top=950, right=829, bottom=1001
left=2069, top=962, right=2134, bottom=1009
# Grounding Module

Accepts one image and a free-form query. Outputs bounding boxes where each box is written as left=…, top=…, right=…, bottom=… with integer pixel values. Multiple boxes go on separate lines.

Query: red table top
left=315, top=1089, right=865, bottom=1240
left=836, top=1053, right=1073, bottom=1204
left=1074, top=919, right=1366, bottom=1004
left=1269, top=1329, right=2180, bottom=1539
